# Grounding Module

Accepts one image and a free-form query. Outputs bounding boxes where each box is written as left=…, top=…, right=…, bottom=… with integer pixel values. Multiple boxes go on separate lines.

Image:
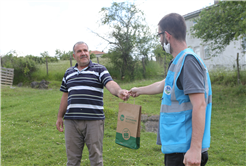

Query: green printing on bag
left=115, top=132, right=140, bottom=149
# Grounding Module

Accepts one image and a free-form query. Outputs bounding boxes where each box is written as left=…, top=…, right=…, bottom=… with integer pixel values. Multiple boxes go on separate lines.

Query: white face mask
left=163, top=42, right=171, bottom=54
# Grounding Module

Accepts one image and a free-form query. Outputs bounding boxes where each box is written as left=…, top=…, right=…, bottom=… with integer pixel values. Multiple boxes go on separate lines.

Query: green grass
left=1, top=80, right=246, bottom=166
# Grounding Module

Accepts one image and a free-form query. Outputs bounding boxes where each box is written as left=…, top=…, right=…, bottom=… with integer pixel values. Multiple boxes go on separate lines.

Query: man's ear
left=164, top=31, right=170, bottom=42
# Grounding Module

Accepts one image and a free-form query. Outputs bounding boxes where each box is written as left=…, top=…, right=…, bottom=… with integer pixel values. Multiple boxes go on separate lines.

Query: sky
left=0, top=0, right=215, bottom=57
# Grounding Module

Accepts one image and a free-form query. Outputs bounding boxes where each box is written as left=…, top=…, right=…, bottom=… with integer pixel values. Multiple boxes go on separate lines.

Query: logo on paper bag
left=120, top=114, right=124, bottom=121
left=164, top=85, right=172, bottom=95
left=122, top=128, right=130, bottom=140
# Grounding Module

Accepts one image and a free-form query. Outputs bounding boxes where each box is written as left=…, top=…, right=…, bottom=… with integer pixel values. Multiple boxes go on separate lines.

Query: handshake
left=111, top=78, right=164, bottom=101
left=118, top=87, right=140, bottom=101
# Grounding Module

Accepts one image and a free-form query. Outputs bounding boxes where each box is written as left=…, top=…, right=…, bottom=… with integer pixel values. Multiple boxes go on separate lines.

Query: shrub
left=101, top=53, right=110, bottom=58
left=90, top=53, right=96, bottom=59
left=1, top=51, right=37, bottom=84
left=25, top=55, right=45, bottom=64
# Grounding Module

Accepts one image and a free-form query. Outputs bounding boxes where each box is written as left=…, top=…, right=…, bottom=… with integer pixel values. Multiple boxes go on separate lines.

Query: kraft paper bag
left=115, top=103, right=142, bottom=149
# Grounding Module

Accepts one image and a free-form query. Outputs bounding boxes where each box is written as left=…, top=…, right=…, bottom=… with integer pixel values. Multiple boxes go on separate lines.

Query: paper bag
left=115, top=103, right=142, bottom=149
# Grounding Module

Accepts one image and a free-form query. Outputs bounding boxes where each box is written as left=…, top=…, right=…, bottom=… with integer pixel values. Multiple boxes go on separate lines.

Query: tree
left=191, top=1, right=246, bottom=85
left=40, top=51, right=49, bottom=58
left=92, top=2, right=154, bottom=80
left=153, top=44, right=173, bottom=77
left=55, top=49, right=73, bottom=60
left=191, top=1, right=246, bottom=55
left=40, top=51, right=58, bottom=63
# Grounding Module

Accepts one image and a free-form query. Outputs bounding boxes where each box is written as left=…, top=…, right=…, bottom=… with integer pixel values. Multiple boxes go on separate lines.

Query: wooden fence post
left=46, top=57, right=48, bottom=75
left=236, top=53, right=240, bottom=85
left=70, top=56, right=72, bottom=67
left=97, top=57, right=100, bottom=64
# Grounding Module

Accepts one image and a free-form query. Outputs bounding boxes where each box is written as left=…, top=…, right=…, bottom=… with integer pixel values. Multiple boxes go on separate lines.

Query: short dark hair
left=158, top=13, right=186, bottom=41
left=73, top=41, right=89, bottom=54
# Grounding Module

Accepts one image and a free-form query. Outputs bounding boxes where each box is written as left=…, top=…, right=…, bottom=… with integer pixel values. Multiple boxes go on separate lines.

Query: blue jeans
left=164, top=151, right=208, bottom=166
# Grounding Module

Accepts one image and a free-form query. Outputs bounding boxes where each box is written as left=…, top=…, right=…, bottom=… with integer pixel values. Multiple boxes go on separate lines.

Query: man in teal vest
left=130, top=13, right=212, bottom=166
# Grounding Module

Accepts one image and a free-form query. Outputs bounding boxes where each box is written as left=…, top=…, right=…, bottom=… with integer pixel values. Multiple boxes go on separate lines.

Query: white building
left=183, top=8, right=246, bottom=71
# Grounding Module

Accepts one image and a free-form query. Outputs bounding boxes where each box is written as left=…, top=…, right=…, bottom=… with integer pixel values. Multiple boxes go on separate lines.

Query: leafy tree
left=93, top=2, right=154, bottom=80
left=153, top=44, right=173, bottom=76
left=40, top=51, right=58, bottom=62
left=55, top=49, right=73, bottom=60
left=191, top=1, right=246, bottom=55
left=40, top=51, right=49, bottom=58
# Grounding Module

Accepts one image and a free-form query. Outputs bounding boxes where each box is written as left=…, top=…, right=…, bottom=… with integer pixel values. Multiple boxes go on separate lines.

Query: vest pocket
left=160, top=113, right=186, bottom=145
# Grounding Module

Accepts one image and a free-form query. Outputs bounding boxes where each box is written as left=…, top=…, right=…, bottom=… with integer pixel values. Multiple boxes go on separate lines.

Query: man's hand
left=129, top=87, right=140, bottom=97
left=105, top=81, right=130, bottom=101
left=183, top=147, right=201, bottom=166
left=56, top=117, right=64, bottom=132
left=117, top=89, right=130, bottom=101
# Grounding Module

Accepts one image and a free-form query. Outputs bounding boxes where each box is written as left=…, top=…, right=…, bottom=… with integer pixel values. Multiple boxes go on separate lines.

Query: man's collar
left=74, top=60, right=93, bottom=69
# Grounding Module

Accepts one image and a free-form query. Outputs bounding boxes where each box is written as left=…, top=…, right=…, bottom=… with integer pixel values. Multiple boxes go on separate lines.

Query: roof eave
left=183, top=9, right=202, bottom=20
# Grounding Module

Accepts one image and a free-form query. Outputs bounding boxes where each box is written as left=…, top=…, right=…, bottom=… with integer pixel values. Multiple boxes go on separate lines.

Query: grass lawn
left=1, top=80, right=246, bottom=166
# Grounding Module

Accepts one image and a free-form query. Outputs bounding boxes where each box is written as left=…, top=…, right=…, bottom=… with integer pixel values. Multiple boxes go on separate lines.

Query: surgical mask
left=163, top=42, right=171, bottom=54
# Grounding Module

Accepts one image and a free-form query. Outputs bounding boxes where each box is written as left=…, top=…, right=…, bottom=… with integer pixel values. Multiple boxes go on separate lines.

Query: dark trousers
left=164, top=151, right=208, bottom=166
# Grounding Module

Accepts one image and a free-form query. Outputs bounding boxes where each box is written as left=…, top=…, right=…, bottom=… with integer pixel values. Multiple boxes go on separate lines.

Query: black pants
left=164, top=151, right=208, bottom=166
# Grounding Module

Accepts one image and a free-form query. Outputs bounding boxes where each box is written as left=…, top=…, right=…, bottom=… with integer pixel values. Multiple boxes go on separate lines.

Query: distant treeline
left=0, top=50, right=96, bottom=84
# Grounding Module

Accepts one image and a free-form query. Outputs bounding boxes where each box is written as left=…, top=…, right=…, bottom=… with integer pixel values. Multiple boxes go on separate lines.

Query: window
left=204, top=45, right=211, bottom=59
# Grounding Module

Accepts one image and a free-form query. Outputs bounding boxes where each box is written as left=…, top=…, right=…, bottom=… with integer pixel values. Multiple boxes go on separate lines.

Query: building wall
left=185, top=18, right=246, bottom=71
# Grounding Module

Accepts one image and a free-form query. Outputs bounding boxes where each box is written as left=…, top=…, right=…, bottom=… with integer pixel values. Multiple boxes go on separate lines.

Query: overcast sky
left=0, top=0, right=215, bottom=57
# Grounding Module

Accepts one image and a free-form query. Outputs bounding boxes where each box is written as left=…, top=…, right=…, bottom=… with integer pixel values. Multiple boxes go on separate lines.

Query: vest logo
left=164, top=85, right=172, bottom=95
left=120, top=115, right=124, bottom=121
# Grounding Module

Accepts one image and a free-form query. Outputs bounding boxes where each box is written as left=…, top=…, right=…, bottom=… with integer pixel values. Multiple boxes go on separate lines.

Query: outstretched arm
left=105, top=81, right=129, bottom=101
left=56, top=92, right=68, bottom=132
left=130, top=79, right=165, bottom=97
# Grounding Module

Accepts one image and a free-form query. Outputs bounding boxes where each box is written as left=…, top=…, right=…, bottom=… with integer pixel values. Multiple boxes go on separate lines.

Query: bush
left=1, top=52, right=37, bottom=84
left=101, top=53, right=110, bottom=58
left=46, top=56, right=59, bottom=63
left=25, top=55, right=45, bottom=64
left=90, top=53, right=96, bottom=59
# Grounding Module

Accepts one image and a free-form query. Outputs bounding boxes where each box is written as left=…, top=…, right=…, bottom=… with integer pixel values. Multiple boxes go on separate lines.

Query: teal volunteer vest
left=160, top=48, right=212, bottom=154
